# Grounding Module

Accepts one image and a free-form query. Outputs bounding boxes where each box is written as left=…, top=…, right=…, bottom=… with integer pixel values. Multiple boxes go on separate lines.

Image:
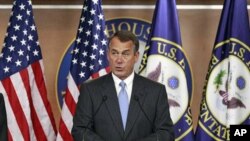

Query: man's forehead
left=109, top=46, right=131, bottom=52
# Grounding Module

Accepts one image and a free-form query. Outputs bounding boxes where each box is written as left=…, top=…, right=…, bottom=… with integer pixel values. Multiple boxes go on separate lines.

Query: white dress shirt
left=112, top=72, right=134, bottom=103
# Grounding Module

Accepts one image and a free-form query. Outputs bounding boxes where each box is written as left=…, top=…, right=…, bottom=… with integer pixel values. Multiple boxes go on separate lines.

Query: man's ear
left=135, top=51, right=139, bottom=62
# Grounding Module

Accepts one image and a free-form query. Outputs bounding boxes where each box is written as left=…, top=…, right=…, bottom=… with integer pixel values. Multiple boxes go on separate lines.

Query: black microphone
left=134, top=95, right=159, bottom=141
left=82, top=95, right=107, bottom=141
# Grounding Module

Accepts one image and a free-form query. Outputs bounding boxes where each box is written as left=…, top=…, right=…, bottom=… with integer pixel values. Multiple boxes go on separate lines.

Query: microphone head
left=102, top=95, right=107, bottom=101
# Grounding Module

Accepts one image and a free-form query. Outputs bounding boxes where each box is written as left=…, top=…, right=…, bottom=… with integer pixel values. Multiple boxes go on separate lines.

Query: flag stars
left=83, top=6, right=88, bottom=11
left=94, top=34, right=99, bottom=40
left=90, top=53, right=96, bottom=60
left=33, top=49, right=39, bottom=56
left=14, top=24, right=20, bottom=31
left=20, top=39, right=26, bottom=45
left=99, top=49, right=104, bottom=55
left=78, top=27, right=83, bottom=33
left=98, top=59, right=102, bottom=65
left=30, top=24, right=36, bottom=31
left=91, top=44, right=98, bottom=50
left=9, top=45, right=15, bottom=52
left=98, top=14, right=104, bottom=20
left=25, top=19, right=29, bottom=25
left=88, top=19, right=93, bottom=25
left=74, top=48, right=79, bottom=54
left=89, top=64, right=94, bottom=70
left=79, top=72, right=85, bottom=78
left=101, top=39, right=107, bottom=45
left=28, top=0, right=32, bottom=5
left=26, top=10, right=31, bottom=15
left=96, top=24, right=101, bottom=30
left=80, top=61, right=86, bottom=67
left=80, top=17, right=85, bottom=23
left=18, top=50, right=24, bottom=56
left=82, top=51, right=88, bottom=57
left=16, top=14, right=23, bottom=21
left=90, top=9, right=96, bottom=15
left=48, top=0, right=109, bottom=86
left=84, top=41, right=89, bottom=46
left=6, top=56, right=12, bottom=62
left=72, top=58, right=78, bottom=64
left=28, top=34, right=33, bottom=40
left=86, top=30, right=91, bottom=36
left=11, top=35, right=17, bottom=41
left=23, top=29, right=28, bottom=35
left=19, top=3, right=25, bottom=10
left=3, top=67, right=10, bottom=73
left=92, top=0, right=98, bottom=5
left=27, top=45, right=31, bottom=51
left=15, top=60, right=22, bottom=66
left=76, top=37, right=81, bottom=44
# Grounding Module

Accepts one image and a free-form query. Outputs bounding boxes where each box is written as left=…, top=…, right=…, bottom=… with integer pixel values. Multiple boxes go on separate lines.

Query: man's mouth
left=115, top=67, right=123, bottom=71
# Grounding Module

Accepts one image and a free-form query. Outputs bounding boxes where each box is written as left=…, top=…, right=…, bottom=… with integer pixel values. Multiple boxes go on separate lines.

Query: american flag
left=0, top=0, right=57, bottom=141
left=56, top=0, right=109, bottom=140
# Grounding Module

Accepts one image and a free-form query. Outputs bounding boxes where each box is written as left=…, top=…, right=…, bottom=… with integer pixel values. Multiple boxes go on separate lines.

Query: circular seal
left=139, top=37, right=193, bottom=124
left=206, top=41, right=250, bottom=127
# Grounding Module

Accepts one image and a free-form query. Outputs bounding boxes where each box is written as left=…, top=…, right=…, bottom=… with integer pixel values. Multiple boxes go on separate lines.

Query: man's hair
left=109, top=30, right=139, bottom=52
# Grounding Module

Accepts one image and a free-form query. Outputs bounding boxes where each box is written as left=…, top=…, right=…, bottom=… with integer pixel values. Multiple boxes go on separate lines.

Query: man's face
left=108, top=37, right=139, bottom=80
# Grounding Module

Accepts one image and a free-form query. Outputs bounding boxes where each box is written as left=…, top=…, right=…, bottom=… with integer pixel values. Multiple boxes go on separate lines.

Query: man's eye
left=122, top=53, right=129, bottom=56
left=112, top=52, right=118, bottom=55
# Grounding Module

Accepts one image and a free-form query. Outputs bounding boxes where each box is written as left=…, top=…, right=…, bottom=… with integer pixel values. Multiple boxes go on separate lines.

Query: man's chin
left=113, top=71, right=125, bottom=79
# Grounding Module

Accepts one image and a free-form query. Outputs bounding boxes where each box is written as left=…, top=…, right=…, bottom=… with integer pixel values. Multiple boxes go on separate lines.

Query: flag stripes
left=0, top=61, right=56, bottom=141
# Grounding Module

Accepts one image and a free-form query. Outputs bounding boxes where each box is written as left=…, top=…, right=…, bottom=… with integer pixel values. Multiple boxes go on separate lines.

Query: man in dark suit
left=72, top=30, right=174, bottom=141
left=0, top=93, right=8, bottom=141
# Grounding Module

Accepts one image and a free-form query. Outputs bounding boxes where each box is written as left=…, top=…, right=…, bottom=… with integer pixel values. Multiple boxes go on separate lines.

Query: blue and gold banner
left=139, top=0, right=195, bottom=140
left=195, top=0, right=250, bottom=140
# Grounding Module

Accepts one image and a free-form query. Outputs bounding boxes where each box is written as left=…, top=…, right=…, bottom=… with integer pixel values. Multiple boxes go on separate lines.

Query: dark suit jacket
left=0, top=93, right=8, bottom=141
left=72, top=73, right=174, bottom=141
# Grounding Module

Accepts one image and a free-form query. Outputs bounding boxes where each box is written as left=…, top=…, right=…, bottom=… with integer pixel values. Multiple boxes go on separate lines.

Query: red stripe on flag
left=31, top=61, right=57, bottom=133
left=64, top=88, right=77, bottom=115
left=8, top=129, right=13, bottom=141
left=58, top=118, right=74, bottom=141
left=2, top=77, right=30, bottom=141
left=105, top=67, right=110, bottom=73
left=92, top=72, right=100, bottom=79
left=19, top=67, right=47, bottom=141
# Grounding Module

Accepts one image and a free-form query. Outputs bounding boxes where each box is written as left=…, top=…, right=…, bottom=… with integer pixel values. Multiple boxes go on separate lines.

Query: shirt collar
left=112, top=72, right=134, bottom=87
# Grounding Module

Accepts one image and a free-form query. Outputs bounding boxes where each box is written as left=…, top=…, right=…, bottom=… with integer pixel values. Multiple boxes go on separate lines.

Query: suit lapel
left=124, top=74, right=146, bottom=138
left=101, top=73, right=124, bottom=138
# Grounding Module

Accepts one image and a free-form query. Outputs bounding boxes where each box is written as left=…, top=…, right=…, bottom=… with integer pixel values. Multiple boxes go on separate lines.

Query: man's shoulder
left=83, top=73, right=111, bottom=86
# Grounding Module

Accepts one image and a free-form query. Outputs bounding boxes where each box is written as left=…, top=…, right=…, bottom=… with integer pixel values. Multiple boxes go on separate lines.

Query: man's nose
left=116, top=54, right=124, bottom=62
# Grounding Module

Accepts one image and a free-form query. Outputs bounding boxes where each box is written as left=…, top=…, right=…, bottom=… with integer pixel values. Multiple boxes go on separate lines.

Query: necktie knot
left=119, top=81, right=126, bottom=89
